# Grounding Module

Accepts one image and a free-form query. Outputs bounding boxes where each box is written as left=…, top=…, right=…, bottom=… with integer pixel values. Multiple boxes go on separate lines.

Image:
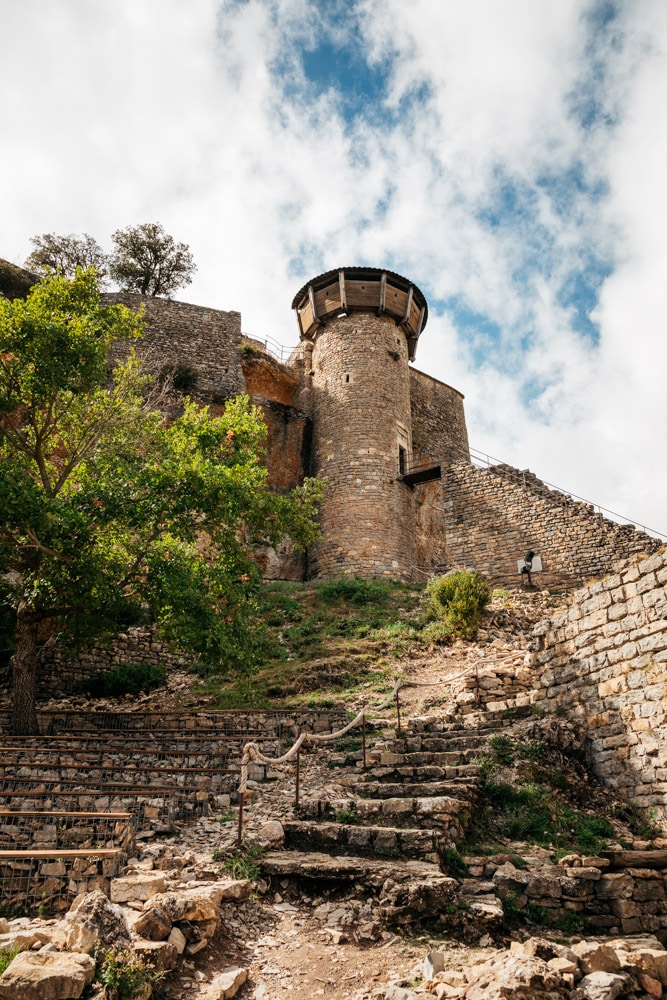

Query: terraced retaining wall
left=470, top=855, right=667, bottom=936
left=35, top=626, right=186, bottom=697
left=533, top=549, right=667, bottom=816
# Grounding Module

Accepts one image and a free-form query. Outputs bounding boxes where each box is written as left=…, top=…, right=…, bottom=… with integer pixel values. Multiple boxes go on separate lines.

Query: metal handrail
left=241, top=334, right=298, bottom=365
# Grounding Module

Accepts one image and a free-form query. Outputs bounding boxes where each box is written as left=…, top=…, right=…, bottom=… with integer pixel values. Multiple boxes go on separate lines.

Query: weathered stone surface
left=167, top=926, right=187, bottom=955
left=463, top=951, right=568, bottom=1000
left=133, top=904, right=172, bottom=941
left=132, top=939, right=177, bottom=972
left=0, top=951, right=94, bottom=1000
left=110, top=871, right=166, bottom=903
left=571, top=941, right=621, bottom=975
left=255, top=821, right=284, bottom=848
left=146, top=890, right=220, bottom=924
left=491, top=862, right=529, bottom=897
left=616, top=944, right=667, bottom=984
left=64, top=890, right=129, bottom=955
left=0, top=931, right=45, bottom=954
left=637, top=970, right=663, bottom=998
left=578, top=970, right=633, bottom=1000
left=209, top=966, right=249, bottom=999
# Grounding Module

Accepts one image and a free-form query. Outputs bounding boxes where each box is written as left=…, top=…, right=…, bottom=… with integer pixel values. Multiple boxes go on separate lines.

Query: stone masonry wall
left=36, top=627, right=187, bottom=697
left=104, top=292, right=245, bottom=403
left=533, top=548, right=667, bottom=817
left=443, top=461, right=661, bottom=587
left=409, top=367, right=469, bottom=467
left=410, top=368, right=470, bottom=575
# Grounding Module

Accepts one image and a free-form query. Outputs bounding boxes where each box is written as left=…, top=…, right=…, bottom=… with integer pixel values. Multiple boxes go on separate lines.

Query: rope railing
left=235, top=666, right=477, bottom=845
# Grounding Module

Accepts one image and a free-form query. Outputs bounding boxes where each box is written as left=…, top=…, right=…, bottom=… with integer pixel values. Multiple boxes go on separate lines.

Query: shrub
left=441, top=847, right=469, bottom=879
left=83, top=662, right=167, bottom=698
left=96, top=947, right=159, bottom=1000
left=317, top=576, right=394, bottom=606
left=159, top=361, right=198, bottom=394
left=426, top=571, right=491, bottom=639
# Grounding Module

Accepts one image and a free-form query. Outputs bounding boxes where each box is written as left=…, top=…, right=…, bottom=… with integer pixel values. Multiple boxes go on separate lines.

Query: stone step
left=354, top=779, right=479, bottom=800
left=403, top=706, right=532, bottom=733
left=259, top=850, right=457, bottom=923
left=362, top=763, right=482, bottom=783
left=282, top=820, right=441, bottom=864
left=375, top=750, right=482, bottom=767
left=386, top=737, right=484, bottom=754
left=296, top=794, right=470, bottom=834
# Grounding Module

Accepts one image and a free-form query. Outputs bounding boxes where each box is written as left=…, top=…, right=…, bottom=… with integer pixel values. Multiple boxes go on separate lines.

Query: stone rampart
left=533, top=549, right=667, bottom=816
left=443, top=461, right=661, bottom=587
left=104, top=292, right=245, bottom=403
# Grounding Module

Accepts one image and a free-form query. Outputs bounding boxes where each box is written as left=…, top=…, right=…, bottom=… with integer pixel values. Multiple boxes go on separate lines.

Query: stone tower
left=292, top=267, right=428, bottom=580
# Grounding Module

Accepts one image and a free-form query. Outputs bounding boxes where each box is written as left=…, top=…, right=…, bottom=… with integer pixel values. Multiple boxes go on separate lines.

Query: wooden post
left=362, top=714, right=367, bottom=769
left=295, top=746, right=301, bottom=808
left=395, top=689, right=402, bottom=733
left=236, top=792, right=244, bottom=848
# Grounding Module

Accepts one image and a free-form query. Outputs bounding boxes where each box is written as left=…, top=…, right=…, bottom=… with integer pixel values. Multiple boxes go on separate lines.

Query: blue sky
left=1, top=0, right=666, bottom=534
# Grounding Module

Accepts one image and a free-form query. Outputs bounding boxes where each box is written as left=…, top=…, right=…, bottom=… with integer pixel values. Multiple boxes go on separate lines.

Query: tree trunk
left=10, top=603, right=40, bottom=735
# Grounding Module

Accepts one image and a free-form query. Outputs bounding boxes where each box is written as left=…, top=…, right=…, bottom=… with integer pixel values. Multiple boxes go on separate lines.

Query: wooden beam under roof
left=400, top=285, right=414, bottom=329
left=338, top=270, right=347, bottom=311
left=378, top=271, right=387, bottom=314
left=308, top=285, right=320, bottom=329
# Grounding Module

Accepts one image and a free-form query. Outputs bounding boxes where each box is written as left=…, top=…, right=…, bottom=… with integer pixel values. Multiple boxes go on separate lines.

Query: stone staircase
left=258, top=710, right=527, bottom=922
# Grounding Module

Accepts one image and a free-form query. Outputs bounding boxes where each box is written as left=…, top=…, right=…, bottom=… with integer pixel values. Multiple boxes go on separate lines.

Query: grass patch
left=335, top=809, right=358, bottom=824
left=200, top=578, right=425, bottom=708
left=215, top=842, right=263, bottom=881
left=0, top=948, right=19, bottom=976
left=463, top=732, right=617, bottom=855
left=441, top=847, right=469, bottom=879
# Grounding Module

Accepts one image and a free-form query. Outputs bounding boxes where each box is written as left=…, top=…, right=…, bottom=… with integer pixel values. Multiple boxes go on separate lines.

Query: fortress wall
left=104, top=292, right=245, bottom=403
left=533, top=549, right=667, bottom=817
left=409, top=368, right=469, bottom=465
left=409, top=369, right=470, bottom=575
left=443, top=461, right=661, bottom=587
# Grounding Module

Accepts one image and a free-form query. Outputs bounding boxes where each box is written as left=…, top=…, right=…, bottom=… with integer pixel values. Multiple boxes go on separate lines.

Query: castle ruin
left=1, top=260, right=661, bottom=590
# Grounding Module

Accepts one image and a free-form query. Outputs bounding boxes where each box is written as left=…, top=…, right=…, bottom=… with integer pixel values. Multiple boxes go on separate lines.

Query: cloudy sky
left=2, top=0, right=666, bottom=538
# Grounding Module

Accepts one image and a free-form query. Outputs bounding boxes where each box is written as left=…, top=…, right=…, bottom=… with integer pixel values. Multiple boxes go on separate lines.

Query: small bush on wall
left=425, top=570, right=491, bottom=639
left=83, top=662, right=167, bottom=698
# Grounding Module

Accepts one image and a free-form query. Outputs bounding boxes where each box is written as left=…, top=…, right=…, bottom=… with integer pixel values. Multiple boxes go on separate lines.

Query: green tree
left=25, top=233, right=109, bottom=285
left=109, top=223, right=196, bottom=297
left=0, top=271, right=321, bottom=733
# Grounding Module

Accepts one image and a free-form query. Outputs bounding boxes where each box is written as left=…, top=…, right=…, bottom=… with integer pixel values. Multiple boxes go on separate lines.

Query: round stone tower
left=292, top=267, right=428, bottom=580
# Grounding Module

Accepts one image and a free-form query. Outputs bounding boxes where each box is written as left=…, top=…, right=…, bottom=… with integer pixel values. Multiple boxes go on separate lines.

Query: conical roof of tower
left=291, top=266, right=428, bottom=361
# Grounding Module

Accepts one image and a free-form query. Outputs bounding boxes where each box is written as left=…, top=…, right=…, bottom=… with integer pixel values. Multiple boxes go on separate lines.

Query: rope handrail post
left=395, top=688, right=402, bottom=733
left=236, top=792, right=244, bottom=848
left=362, top=713, right=367, bottom=769
left=295, top=745, right=301, bottom=807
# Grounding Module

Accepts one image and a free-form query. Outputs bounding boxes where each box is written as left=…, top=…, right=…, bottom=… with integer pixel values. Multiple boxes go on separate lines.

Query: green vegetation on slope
left=201, top=576, right=426, bottom=708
